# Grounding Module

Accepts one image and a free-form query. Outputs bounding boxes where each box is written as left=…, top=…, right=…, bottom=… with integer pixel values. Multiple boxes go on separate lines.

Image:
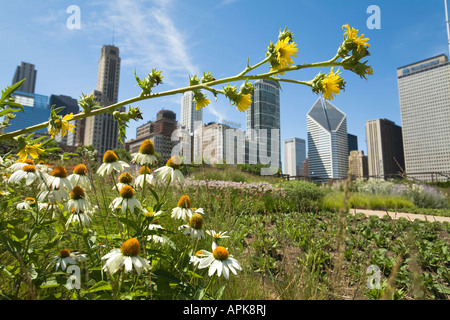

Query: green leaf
left=82, top=280, right=112, bottom=293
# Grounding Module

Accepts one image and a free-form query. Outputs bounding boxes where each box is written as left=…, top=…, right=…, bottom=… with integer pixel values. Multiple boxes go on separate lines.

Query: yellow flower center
left=23, top=159, right=34, bottom=165
left=103, top=150, right=118, bottom=163
left=120, top=238, right=140, bottom=257
left=118, top=172, right=133, bottom=184
left=51, top=166, right=68, bottom=178
left=73, top=164, right=88, bottom=175
left=195, top=250, right=203, bottom=257
left=25, top=197, right=36, bottom=206
left=58, top=249, right=71, bottom=258
left=177, top=195, right=191, bottom=208
left=22, top=165, right=36, bottom=173
left=139, top=166, right=151, bottom=175
left=138, top=139, right=155, bottom=155
left=188, top=213, right=204, bottom=230
left=166, top=156, right=181, bottom=169
left=70, top=186, right=86, bottom=200
left=38, top=160, right=45, bottom=165
left=119, top=185, right=135, bottom=199
left=212, top=246, right=229, bottom=261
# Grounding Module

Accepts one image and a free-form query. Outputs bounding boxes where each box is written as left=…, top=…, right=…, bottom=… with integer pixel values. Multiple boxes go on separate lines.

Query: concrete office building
left=12, top=62, right=37, bottom=94
left=83, top=45, right=124, bottom=157
left=349, top=150, right=368, bottom=179
left=397, top=54, right=450, bottom=181
left=283, top=137, right=306, bottom=177
left=365, top=118, right=405, bottom=179
left=181, top=91, right=203, bottom=134
left=307, top=98, right=348, bottom=181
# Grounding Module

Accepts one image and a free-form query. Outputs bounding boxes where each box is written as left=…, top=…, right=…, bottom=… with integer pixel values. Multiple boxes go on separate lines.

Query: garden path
left=351, top=209, right=450, bottom=224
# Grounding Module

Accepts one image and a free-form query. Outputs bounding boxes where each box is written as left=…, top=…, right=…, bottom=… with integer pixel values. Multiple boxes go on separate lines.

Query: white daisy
left=101, top=238, right=150, bottom=275
left=97, top=150, right=130, bottom=177
left=110, top=185, right=143, bottom=214
left=171, top=195, right=204, bottom=220
left=153, top=156, right=184, bottom=184
left=68, top=164, right=92, bottom=190
left=134, top=166, right=155, bottom=189
left=8, top=164, right=41, bottom=186
left=66, top=186, right=92, bottom=214
left=179, top=213, right=206, bottom=240
left=16, top=197, right=37, bottom=210
left=7, top=158, right=35, bottom=172
left=46, top=166, right=73, bottom=191
left=198, top=242, right=242, bottom=280
left=65, top=208, right=93, bottom=227
left=206, top=230, right=230, bottom=240
left=190, top=250, right=206, bottom=267
left=113, top=172, right=133, bottom=192
left=131, top=139, right=158, bottom=166
left=51, top=249, right=87, bottom=271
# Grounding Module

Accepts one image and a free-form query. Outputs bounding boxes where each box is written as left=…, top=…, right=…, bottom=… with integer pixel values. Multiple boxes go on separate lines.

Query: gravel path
left=351, top=208, right=450, bottom=224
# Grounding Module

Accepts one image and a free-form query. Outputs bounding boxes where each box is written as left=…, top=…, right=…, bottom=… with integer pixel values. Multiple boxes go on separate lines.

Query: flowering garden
left=1, top=25, right=449, bottom=300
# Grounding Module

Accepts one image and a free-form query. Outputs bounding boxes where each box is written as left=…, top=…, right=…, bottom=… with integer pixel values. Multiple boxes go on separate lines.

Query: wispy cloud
left=86, top=0, right=200, bottom=87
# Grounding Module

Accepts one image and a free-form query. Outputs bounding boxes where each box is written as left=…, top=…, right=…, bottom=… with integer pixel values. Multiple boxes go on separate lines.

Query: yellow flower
left=275, top=37, right=298, bottom=68
left=236, top=93, right=252, bottom=112
left=17, top=144, right=45, bottom=162
left=342, top=24, right=370, bottom=52
left=321, top=68, right=345, bottom=101
left=194, top=92, right=210, bottom=110
left=49, top=113, right=76, bottom=138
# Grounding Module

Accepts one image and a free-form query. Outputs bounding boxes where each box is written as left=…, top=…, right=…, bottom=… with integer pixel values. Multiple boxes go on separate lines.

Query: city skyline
left=0, top=1, right=449, bottom=166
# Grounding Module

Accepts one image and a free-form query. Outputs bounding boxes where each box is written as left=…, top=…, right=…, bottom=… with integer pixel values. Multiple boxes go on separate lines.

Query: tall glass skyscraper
left=307, top=98, right=348, bottom=181
left=397, top=54, right=450, bottom=181
left=5, top=91, right=49, bottom=134
left=246, top=79, right=281, bottom=172
left=181, top=91, right=203, bottom=134
left=12, top=62, right=37, bottom=94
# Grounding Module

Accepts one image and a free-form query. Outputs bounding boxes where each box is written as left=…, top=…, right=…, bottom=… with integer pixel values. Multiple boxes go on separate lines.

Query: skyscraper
left=349, top=150, right=368, bottom=179
left=397, top=54, right=450, bottom=181
left=12, top=62, right=37, bottom=94
left=307, top=98, right=348, bottom=181
left=181, top=91, right=203, bottom=134
left=283, top=137, right=306, bottom=177
left=246, top=79, right=281, bottom=172
left=365, top=118, right=404, bottom=179
left=83, top=45, right=123, bottom=157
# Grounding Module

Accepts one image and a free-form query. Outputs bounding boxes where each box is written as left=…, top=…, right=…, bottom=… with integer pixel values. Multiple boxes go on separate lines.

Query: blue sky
left=0, top=0, right=449, bottom=161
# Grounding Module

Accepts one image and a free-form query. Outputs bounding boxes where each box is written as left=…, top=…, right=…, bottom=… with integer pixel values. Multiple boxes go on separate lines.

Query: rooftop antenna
left=446, top=0, right=450, bottom=56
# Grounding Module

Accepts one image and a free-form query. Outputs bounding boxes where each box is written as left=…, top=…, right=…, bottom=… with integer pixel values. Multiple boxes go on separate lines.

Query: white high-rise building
left=307, top=98, right=348, bottom=181
left=181, top=91, right=203, bottom=134
left=397, top=54, right=450, bottom=181
left=283, top=138, right=306, bottom=177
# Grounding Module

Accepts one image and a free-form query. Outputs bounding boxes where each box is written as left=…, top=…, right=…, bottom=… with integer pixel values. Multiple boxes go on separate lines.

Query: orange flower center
left=212, top=246, right=229, bottom=261
left=118, top=172, right=133, bottom=184
left=166, top=156, right=181, bottom=169
left=139, top=166, right=151, bottom=175
left=119, top=185, right=135, bottom=199
left=22, top=165, right=36, bottom=173
left=177, top=195, right=191, bottom=208
left=51, top=166, right=68, bottom=178
left=121, top=238, right=140, bottom=256
left=138, top=139, right=155, bottom=155
left=58, top=249, right=71, bottom=258
left=103, top=150, right=118, bottom=163
left=73, top=164, right=88, bottom=175
left=23, top=159, right=34, bottom=165
left=70, top=186, right=85, bottom=200
left=188, top=214, right=203, bottom=230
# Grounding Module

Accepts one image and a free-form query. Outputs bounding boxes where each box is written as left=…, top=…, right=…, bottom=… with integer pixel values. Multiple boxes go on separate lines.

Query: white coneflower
left=8, top=165, right=41, bottom=186
left=171, top=195, right=204, bottom=220
left=134, top=166, right=155, bottom=189
left=198, top=242, right=242, bottom=280
left=153, top=156, right=184, bottom=184
left=97, top=150, right=130, bottom=177
left=190, top=250, right=205, bottom=267
left=179, top=213, right=205, bottom=240
left=206, top=230, right=230, bottom=241
left=51, top=249, right=87, bottom=271
left=131, top=139, right=158, bottom=166
left=8, top=159, right=35, bottom=172
left=110, top=185, right=143, bottom=214
left=46, top=166, right=73, bottom=191
left=66, top=186, right=91, bottom=214
left=113, top=172, right=133, bottom=192
left=68, top=164, right=92, bottom=190
left=16, top=197, right=37, bottom=210
left=101, top=238, right=150, bottom=275
left=65, top=207, right=93, bottom=227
